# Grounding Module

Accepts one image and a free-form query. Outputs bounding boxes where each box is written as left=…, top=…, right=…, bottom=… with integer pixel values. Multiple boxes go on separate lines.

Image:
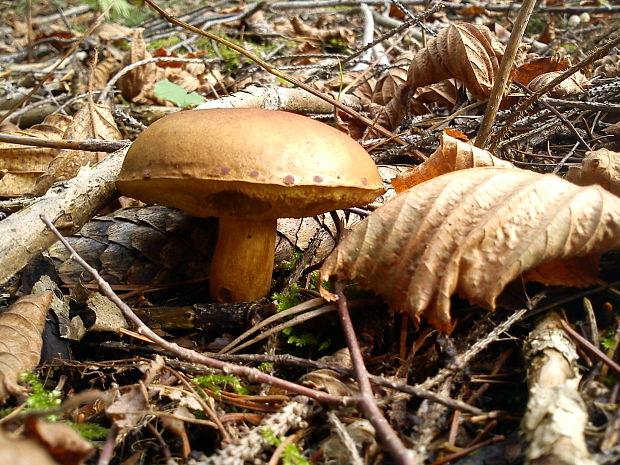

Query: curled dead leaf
left=371, top=23, right=504, bottom=133
left=0, top=292, right=52, bottom=402
left=567, top=148, right=620, bottom=196
left=406, top=23, right=504, bottom=99
left=392, top=131, right=514, bottom=192
left=0, top=114, right=73, bottom=197
left=320, top=168, right=620, bottom=331
left=528, top=71, right=590, bottom=97
left=32, top=102, right=122, bottom=196
left=26, top=417, right=94, bottom=465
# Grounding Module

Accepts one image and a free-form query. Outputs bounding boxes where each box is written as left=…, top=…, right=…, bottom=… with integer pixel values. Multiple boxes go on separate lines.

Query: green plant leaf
left=153, top=79, right=205, bottom=108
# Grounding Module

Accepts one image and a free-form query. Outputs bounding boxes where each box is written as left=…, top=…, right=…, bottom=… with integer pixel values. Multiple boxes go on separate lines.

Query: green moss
left=194, top=374, right=249, bottom=395
left=69, top=422, right=110, bottom=441
left=273, top=283, right=302, bottom=312
left=147, top=37, right=181, bottom=50
left=21, top=373, right=62, bottom=421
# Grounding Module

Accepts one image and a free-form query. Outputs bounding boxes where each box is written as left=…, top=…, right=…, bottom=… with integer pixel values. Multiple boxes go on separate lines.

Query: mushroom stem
left=210, top=217, right=277, bottom=303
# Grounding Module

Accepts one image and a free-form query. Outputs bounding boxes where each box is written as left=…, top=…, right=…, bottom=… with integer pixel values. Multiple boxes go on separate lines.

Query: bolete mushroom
left=116, top=109, right=385, bottom=302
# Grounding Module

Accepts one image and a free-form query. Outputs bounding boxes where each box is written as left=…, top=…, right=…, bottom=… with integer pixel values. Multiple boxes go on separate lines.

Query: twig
left=0, top=133, right=129, bottom=152
left=268, top=0, right=620, bottom=14
left=143, top=0, right=405, bottom=145
left=475, top=0, right=538, bottom=149
left=40, top=214, right=348, bottom=406
left=429, top=436, right=505, bottom=465
left=170, top=355, right=481, bottom=414
left=0, top=3, right=113, bottom=126
left=419, top=308, right=528, bottom=391
left=559, top=319, right=620, bottom=376
left=552, top=141, right=579, bottom=175
left=334, top=282, right=415, bottom=465
left=514, top=82, right=592, bottom=151
left=489, top=31, right=620, bottom=151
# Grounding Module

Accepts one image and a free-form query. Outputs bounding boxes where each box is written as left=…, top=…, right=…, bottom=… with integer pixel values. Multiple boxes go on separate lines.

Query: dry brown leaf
left=0, top=114, right=72, bottom=197
left=371, top=23, right=504, bottom=133
left=528, top=70, right=590, bottom=97
left=594, top=54, right=620, bottom=78
left=567, top=148, right=620, bottom=196
left=92, top=56, right=120, bottom=90
left=0, top=292, right=52, bottom=402
left=289, top=16, right=353, bottom=46
left=414, top=79, right=459, bottom=110
left=513, top=57, right=570, bottom=86
left=392, top=131, right=515, bottom=192
left=117, top=28, right=165, bottom=103
left=32, top=102, right=122, bottom=196
left=0, top=429, right=60, bottom=465
left=320, top=168, right=620, bottom=331
left=26, top=417, right=94, bottom=465
left=406, top=23, right=504, bottom=99
left=371, top=68, right=407, bottom=106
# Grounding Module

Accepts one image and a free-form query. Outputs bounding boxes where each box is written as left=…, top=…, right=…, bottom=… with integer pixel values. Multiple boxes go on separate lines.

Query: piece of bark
left=0, top=146, right=128, bottom=285
left=522, top=312, right=597, bottom=465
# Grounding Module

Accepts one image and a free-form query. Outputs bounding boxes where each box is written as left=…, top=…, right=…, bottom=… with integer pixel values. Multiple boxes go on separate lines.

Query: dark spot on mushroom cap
left=283, top=175, right=295, bottom=185
left=361, top=177, right=368, bottom=185
left=313, top=175, right=323, bottom=183
left=249, top=170, right=259, bottom=177
left=221, top=167, right=231, bottom=175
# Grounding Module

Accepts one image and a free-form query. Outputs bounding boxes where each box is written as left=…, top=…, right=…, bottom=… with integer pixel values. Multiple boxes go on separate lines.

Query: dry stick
left=475, top=0, right=538, bottom=149
left=179, top=354, right=482, bottom=414
left=513, top=82, right=592, bottom=151
left=0, top=133, right=129, bottom=153
left=559, top=319, right=620, bottom=376
left=0, top=3, right=113, bottom=126
left=40, top=214, right=348, bottom=407
left=334, top=282, right=416, bottom=465
left=489, top=31, right=620, bottom=152
left=418, top=308, right=528, bottom=391
left=143, top=0, right=406, bottom=146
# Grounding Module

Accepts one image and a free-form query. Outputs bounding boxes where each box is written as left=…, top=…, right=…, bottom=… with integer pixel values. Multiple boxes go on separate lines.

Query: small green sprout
left=262, top=429, right=310, bottom=465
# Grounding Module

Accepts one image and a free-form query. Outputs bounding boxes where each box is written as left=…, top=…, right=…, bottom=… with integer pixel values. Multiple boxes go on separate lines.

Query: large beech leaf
left=0, top=292, right=52, bottom=402
left=320, top=168, right=620, bottom=331
left=406, top=23, right=504, bottom=99
left=392, top=130, right=514, bottom=193
left=373, top=23, right=504, bottom=132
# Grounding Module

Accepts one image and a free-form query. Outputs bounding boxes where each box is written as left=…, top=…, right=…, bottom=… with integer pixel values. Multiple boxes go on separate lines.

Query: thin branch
left=560, top=319, right=620, bottom=376
left=334, top=282, right=416, bottom=465
left=0, top=133, right=129, bottom=153
left=489, top=31, right=620, bottom=151
left=475, top=0, right=538, bottom=149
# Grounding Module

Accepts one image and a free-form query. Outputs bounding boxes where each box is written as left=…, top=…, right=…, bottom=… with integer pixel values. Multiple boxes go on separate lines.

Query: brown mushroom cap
left=116, top=109, right=385, bottom=219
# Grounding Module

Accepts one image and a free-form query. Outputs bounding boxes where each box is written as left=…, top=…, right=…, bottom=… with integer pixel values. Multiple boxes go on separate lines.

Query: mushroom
left=116, top=109, right=385, bottom=302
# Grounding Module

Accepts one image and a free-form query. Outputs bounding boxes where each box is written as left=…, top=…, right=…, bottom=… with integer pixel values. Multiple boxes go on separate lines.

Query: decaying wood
left=522, top=312, right=596, bottom=465
left=0, top=146, right=128, bottom=285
